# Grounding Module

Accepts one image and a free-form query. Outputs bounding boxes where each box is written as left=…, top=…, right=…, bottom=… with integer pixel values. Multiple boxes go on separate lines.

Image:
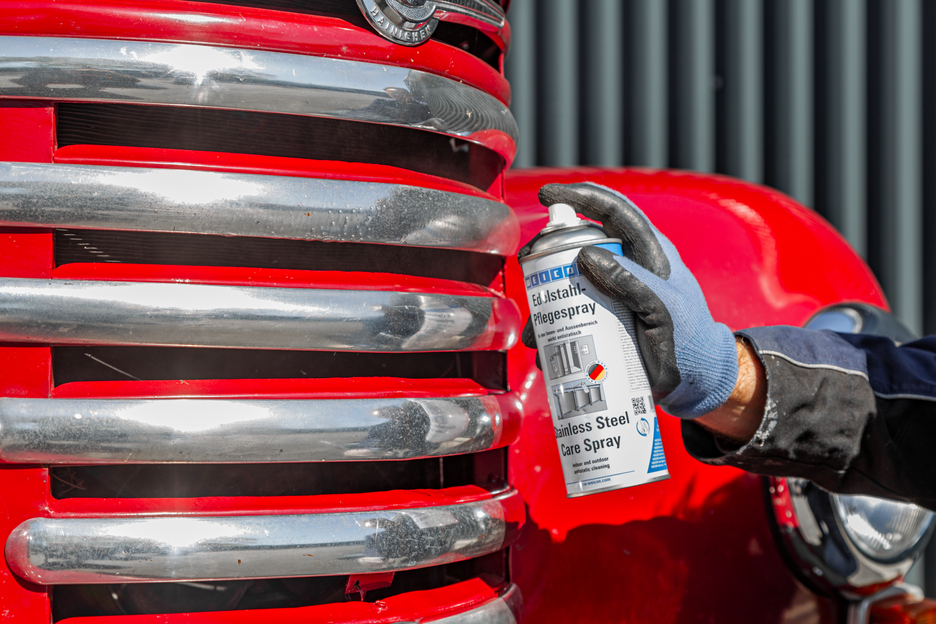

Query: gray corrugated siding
left=505, top=0, right=934, bottom=594
left=505, top=0, right=930, bottom=335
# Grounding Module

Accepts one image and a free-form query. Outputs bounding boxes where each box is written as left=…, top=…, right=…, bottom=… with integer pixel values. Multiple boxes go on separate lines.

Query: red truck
left=0, top=2, right=932, bottom=622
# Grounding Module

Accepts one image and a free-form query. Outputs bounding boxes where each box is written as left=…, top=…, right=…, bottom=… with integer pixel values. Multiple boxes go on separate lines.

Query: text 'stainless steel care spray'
left=521, top=203, right=669, bottom=497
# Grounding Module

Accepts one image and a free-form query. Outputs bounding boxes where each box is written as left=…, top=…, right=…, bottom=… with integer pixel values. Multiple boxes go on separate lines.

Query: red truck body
left=0, top=2, right=906, bottom=622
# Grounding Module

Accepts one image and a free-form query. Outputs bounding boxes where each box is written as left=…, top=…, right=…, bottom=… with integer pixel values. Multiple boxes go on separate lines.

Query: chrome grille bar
left=0, top=37, right=518, bottom=153
left=0, top=279, right=519, bottom=351
left=429, top=584, right=520, bottom=624
left=0, top=163, right=518, bottom=254
left=434, top=0, right=507, bottom=30
left=5, top=489, right=520, bottom=584
left=0, top=396, right=511, bottom=464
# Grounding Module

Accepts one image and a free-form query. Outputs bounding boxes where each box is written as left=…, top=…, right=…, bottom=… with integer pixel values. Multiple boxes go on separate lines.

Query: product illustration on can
left=551, top=378, right=607, bottom=419
left=546, top=335, right=596, bottom=380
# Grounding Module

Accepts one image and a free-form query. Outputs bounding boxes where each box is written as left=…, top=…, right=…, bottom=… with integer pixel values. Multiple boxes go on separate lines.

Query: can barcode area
left=632, top=396, right=647, bottom=415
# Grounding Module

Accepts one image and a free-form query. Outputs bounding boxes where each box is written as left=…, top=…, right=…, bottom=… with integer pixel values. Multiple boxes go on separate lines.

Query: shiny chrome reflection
left=433, top=0, right=508, bottom=31
left=0, top=279, right=519, bottom=351
left=778, top=478, right=933, bottom=592
left=356, top=0, right=508, bottom=50
left=0, top=395, right=513, bottom=464
left=0, top=37, right=517, bottom=156
left=434, top=584, right=521, bottom=624
left=0, top=163, right=518, bottom=254
left=5, top=490, right=519, bottom=584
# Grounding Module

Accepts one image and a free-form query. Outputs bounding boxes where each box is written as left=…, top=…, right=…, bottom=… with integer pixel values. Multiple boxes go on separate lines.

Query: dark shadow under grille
left=52, top=551, right=507, bottom=620
left=54, top=230, right=504, bottom=287
left=50, top=446, right=506, bottom=499
left=53, top=347, right=506, bottom=389
left=56, top=104, right=503, bottom=191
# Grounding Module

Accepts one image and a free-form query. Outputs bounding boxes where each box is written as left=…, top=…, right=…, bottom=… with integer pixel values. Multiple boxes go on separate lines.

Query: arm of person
left=684, top=327, right=936, bottom=511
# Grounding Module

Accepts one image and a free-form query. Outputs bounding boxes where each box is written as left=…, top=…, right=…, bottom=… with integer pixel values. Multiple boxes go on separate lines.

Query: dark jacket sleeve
left=681, top=326, right=936, bottom=511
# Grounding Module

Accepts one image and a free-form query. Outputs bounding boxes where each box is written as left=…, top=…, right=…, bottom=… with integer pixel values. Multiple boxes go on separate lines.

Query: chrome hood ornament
left=357, top=0, right=507, bottom=48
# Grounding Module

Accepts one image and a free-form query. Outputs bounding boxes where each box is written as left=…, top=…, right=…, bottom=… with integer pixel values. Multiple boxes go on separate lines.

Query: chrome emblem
left=356, top=0, right=440, bottom=46
left=356, top=0, right=508, bottom=48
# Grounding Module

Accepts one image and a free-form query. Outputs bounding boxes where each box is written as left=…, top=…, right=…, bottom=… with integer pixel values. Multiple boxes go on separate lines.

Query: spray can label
left=523, top=243, right=669, bottom=497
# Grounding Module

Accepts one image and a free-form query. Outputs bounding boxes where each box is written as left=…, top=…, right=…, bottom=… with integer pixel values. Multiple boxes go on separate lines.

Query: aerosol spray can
left=521, top=203, right=669, bottom=497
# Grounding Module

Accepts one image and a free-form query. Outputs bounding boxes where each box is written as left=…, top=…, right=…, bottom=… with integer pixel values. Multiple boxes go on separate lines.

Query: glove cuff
left=659, top=323, right=739, bottom=419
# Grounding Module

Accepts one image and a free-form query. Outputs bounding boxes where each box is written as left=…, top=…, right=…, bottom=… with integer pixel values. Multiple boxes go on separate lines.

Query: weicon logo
left=524, top=261, right=581, bottom=289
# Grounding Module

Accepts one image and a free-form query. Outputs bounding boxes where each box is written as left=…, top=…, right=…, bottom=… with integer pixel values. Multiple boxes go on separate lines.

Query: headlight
left=834, top=494, right=933, bottom=563
left=766, top=304, right=934, bottom=597
left=769, top=477, right=934, bottom=596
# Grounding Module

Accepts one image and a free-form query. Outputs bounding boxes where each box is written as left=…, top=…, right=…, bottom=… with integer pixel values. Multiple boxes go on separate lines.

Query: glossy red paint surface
left=0, top=104, right=55, bottom=621
left=504, top=167, right=885, bottom=623
left=0, top=1, right=511, bottom=105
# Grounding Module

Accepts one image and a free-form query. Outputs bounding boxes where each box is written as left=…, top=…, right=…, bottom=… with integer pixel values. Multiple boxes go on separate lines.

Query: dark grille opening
left=187, top=0, right=361, bottom=18
left=50, top=447, right=506, bottom=499
left=51, top=551, right=508, bottom=620
left=433, top=21, right=502, bottom=70
left=182, top=0, right=503, bottom=68
left=56, top=104, right=503, bottom=191
left=54, top=230, right=505, bottom=287
left=53, top=347, right=507, bottom=389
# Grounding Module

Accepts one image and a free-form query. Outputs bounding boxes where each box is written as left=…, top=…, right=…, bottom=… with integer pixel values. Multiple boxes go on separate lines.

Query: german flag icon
left=587, top=362, right=606, bottom=382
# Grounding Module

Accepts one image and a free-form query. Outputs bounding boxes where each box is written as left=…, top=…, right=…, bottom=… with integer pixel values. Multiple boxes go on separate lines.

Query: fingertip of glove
left=520, top=317, right=537, bottom=348
left=576, top=245, right=619, bottom=274
left=537, top=183, right=571, bottom=208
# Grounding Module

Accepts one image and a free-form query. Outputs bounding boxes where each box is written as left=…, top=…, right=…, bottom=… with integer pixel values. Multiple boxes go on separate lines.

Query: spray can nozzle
left=543, top=203, right=584, bottom=232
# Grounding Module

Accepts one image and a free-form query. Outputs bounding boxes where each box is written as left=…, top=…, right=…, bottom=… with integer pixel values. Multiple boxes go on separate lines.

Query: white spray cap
left=545, top=203, right=583, bottom=230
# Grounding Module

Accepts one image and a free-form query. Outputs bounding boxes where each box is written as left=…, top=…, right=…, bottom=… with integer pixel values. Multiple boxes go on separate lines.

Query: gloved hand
left=521, top=182, right=738, bottom=419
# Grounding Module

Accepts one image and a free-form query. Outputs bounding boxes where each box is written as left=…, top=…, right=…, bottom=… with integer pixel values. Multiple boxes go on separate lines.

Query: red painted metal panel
left=0, top=1, right=510, bottom=105
left=504, top=167, right=880, bottom=623
left=0, top=103, right=55, bottom=164
left=0, top=468, right=51, bottom=622
left=0, top=104, right=55, bottom=621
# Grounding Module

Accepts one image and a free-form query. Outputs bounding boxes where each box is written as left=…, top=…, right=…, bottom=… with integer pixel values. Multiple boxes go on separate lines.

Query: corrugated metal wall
left=505, top=0, right=936, bottom=594
left=506, top=0, right=933, bottom=336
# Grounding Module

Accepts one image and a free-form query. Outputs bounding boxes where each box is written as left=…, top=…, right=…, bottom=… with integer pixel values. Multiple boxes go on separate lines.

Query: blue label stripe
left=524, top=242, right=623, bottom=290
left=647, top=416, right=668, bottom=473
left=525, top=261, right=581, bottom=289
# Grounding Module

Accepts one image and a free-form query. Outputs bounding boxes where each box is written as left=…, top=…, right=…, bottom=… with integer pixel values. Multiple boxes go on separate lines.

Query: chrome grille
left=0, top=15, right=521, bottom=621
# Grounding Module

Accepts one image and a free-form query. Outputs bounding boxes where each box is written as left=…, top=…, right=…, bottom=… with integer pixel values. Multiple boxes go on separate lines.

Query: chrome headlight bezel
left=767, top=476, right=934, bottom=597
left=765, top=303, right=934, bottom=597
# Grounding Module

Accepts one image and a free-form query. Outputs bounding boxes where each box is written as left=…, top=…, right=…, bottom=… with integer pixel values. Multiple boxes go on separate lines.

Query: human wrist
left=693, top=337, right=766, bottom=444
